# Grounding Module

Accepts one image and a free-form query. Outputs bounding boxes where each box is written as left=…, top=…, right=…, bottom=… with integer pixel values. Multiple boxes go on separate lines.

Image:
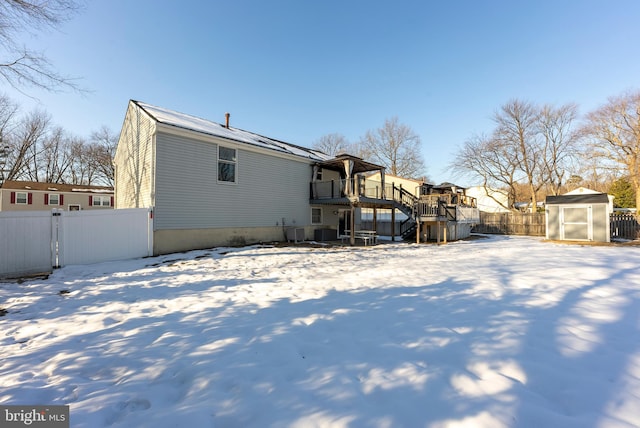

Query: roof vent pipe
left=225, top=112, right=230, bottom=128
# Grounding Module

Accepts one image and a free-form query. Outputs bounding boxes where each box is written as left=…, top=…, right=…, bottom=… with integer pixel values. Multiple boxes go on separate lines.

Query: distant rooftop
left=1, top=180, right=113, bottom=193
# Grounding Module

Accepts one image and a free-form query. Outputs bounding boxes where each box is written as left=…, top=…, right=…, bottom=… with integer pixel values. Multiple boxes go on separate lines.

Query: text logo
left=1, top=406, right=69, bottom=428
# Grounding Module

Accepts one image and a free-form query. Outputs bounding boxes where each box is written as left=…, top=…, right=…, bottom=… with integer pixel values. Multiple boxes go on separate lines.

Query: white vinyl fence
left=1, top=208, right=153, bottom=278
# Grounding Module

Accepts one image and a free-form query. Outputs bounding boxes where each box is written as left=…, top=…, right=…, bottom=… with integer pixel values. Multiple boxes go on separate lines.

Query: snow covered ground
left=1, top=235, right=639, bottom=428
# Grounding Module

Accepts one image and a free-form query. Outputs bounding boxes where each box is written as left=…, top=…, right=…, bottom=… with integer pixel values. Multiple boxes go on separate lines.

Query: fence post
left=51, top=209, right=63, bottom=269
left=148, top=208, right=154, bottom=256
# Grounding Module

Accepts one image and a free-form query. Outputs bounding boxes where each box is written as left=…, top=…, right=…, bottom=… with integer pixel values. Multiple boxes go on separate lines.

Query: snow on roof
left=134, top=101, right=332, bottom=162
left=1, top=180, right=113, bottom=193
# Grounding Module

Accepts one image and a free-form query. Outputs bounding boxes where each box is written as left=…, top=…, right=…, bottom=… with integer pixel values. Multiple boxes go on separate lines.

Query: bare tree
left=67, top=137, right=96, bottom=185
left=0, top=94, right=19, bottom=136
left=359, top=117, right=426, bottom=178
left=4, top=109, right=51, bottom=181
left=452, top=133, right=519, bottom=210
left=0, top=94, right=19, bottom=183
left=452, top=100, right=584, bottom=210
left=583, top=90, right=640, bottom=209
left=494, top=99, right=543, bottom=211
left=88, top=126, right=117, bottom=186
left=538, top=103, right=581, bottom=195
left=39, top=126, right=73, bottom=183
left=0, top=0, right=82, bottom=92
left=312, top=133, right=350, bottom=157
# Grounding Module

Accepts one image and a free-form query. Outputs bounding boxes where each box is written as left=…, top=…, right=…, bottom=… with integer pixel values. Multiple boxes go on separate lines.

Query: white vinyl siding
left=114, top=102, right=155, bottom=209
left=154, top=132, right=312, bottom=230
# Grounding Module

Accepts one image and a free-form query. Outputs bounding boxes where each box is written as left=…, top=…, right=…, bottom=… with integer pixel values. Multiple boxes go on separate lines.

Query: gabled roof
left=0, top=180, right=113, bottom=194
left=132, top=100, right=332, bottom=162
left=564, top=187, right=601, bottom=195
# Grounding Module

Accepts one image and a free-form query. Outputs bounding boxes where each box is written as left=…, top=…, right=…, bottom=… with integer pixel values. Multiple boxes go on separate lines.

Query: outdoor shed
left=545, top=193, right=612, bottom=242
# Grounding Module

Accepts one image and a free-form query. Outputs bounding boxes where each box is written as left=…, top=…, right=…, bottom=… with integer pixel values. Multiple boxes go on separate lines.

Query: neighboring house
left=366, top=172, right=424, bottom=197
left=545, top=188, right=613, bottom=242
left=466, top=186, right=511, bottom=213
left=0, top=180, right=114, bottom=212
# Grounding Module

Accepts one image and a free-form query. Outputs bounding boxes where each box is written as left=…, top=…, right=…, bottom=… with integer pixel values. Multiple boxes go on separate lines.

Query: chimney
left=225, top=112, right=230, bottom=129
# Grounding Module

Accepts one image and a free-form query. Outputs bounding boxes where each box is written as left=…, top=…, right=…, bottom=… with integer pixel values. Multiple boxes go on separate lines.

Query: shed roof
left=545, top=193, right=610, bottom=205
left=133, top=100, right=332, bottom=162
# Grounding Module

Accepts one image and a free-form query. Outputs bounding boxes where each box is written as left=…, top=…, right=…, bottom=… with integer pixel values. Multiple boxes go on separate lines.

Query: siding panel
left=114, top=102, right=154, bottom=209
left=154, top=132, right=312, bottom=230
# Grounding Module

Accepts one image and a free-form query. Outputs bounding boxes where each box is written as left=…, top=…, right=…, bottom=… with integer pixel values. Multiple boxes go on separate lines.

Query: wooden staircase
left=391, top=186, right=460, bottom=241
left=391, top=186, right=419, bottom=240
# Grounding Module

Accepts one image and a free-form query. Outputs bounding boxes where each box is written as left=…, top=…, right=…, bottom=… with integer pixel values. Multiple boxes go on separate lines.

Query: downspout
left=311, top=164, right=319, bottom=198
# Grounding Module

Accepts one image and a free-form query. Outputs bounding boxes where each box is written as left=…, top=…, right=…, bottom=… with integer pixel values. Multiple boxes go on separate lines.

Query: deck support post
left=416, top=219, right=421, bottom=244
left=443, top=221, right=447, bottom=244
left=350, top=205, right=355, bottom=246
left=391, top=208, right=396, bottom=241
left=437, top=220, right=441, bottom=244
left=373, top=208, right=377, bottom=234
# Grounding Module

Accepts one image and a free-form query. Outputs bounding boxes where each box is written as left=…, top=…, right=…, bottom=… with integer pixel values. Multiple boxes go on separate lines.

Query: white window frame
left=92, top=196, right=111, bottom=207
left=68, top=204, right=81, bottom=211
left=218, top=146, right=237, bottom=184
left=48, top=194, right=60, bottom=205
left=16, top=192, right=27, bottom=204
left=311, top=207, right=323, bottom=225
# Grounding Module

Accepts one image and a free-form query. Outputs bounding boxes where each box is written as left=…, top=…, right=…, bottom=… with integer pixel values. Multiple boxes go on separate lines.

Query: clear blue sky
left=4, top=0, right=640, bottom=184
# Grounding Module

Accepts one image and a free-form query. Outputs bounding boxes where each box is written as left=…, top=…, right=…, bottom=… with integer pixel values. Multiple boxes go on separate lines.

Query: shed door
left=560, top=205, right=592, bottom=241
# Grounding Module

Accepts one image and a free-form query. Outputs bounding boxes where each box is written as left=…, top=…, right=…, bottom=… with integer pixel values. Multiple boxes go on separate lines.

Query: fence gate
left=1, top=208, right=153, bottom=278
left=0, top=211, right=53, bottom=278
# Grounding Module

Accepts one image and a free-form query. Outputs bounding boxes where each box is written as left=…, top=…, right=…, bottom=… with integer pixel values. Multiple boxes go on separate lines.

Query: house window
left=218, top=146, right=237, bottom=183
left=311, top=207, right=322, bottom=225
left=315, top=168, right=323, bottom=180
left=68, top=204, right=81, bottom=211
left=49, top=194, right=60, bottom=205
left=16, top=192, right=28, bottom=204
left=92, top=196, right=111, bottom=207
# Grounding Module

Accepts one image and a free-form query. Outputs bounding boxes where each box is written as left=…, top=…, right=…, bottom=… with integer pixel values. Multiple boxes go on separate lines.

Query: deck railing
left=361, top=180, right=394, bottom=200
left=310, top=180, right=346, bottom=199
left=415, top=199, right=442, bottom=217
left=310, top=178, right=478, bottom=216
left=310, top=178, right=395, bottom=201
